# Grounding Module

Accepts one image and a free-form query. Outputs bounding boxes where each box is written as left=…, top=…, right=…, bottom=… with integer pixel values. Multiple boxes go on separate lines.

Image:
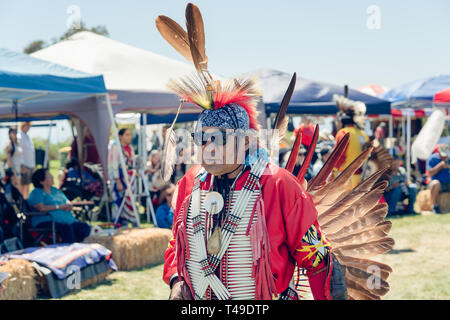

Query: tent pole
left=143, top=113, right=150, bottom=224
left=389, top=115, right=394, bottom=155
left=137, top=114, right=143, bottom=208
left=104, top=93, right=141, bottom=227
left=406, top=108, right=412, bottom=181
left=44, top=120, right=53, bottom=168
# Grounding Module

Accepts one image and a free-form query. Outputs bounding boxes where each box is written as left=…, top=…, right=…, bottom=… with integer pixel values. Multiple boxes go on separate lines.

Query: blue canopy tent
left=251, top=69, right=391, bottom=116
left=379, top=75, right=450, bottom=179
left=0, top=48, right=109, bottom=167
left=380, top=75, right=450, bottom=108
left=0, top=48, right=142, bottom=224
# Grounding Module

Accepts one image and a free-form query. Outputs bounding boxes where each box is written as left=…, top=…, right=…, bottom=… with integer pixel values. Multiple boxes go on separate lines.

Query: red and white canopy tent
left=359, top=84, right=450, bottom=118
left=434, top=87, right=450, bottom=105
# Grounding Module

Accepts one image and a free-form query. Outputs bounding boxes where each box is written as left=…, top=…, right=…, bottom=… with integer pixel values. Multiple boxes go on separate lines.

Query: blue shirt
left=27, top=187, right=76, bottom=227
left=426, top=153, right=450, bottom=184
left=155, top=203, right=174, bottom=229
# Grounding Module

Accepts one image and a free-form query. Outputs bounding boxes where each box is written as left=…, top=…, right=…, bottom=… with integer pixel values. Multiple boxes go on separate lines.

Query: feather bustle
left=307, top=133, right=350, bottom=192
left=335, top=237, right=395, bottom=259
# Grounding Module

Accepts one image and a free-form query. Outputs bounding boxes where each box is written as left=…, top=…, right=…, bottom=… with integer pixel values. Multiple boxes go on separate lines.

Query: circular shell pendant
left=204, top=191, right=224, bottom=215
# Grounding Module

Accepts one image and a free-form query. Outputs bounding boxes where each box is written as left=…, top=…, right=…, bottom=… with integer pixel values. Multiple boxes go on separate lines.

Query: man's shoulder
left=176, top=165, right=202, bottom=188
left=261, top=163, right=303, bottom=190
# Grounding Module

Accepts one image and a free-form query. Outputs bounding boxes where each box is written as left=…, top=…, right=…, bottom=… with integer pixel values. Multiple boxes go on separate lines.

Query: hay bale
left=416, top=189, right=433, bottom=212
left=437, top=192, right=450, bottom=213
left=0, top=259, right=38, bottom=300
left=34, top=265, right=112, bottom=298
left=84, top=228, right=172, bottom=270
left=80, top=269, right=112, bottom=289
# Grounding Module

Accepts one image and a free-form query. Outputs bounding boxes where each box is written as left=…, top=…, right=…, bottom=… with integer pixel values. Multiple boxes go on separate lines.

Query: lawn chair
left=3, top=189, right=57, bottom=247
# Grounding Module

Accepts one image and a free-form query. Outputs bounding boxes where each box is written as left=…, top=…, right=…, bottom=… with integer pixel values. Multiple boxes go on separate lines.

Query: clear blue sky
left=1, top=0, right=449, bottom=90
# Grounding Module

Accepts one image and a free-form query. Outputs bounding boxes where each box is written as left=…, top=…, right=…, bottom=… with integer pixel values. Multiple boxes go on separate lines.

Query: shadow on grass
left=387, top=248, right=415, bottom=254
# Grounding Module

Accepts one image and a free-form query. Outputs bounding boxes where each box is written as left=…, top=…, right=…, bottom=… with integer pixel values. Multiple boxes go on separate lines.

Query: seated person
left=427, top=144, right=450, bottom=213
left=384, top=158, right=418, bottom=216
left=155, top=184, right=175, bottom=229
left=0, top=169, right=25, bottom=239
left=27, top=168, right=91, bottom=243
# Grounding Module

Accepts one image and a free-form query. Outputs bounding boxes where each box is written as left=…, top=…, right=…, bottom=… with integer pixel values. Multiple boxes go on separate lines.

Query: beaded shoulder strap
left=189, top=158, right=268, bottom=299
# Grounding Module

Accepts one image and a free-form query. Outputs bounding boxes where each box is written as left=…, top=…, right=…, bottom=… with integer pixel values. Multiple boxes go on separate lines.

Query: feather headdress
left=333, top=94, right=367, bottom=130
left=156, top=3, right=261, bottom=130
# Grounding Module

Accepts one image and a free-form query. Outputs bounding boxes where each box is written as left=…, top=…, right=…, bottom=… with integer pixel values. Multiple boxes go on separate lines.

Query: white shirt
left=18, top=131, right=35, bottom=168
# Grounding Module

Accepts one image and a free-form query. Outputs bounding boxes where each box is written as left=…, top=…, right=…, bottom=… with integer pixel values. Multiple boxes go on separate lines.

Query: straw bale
left=84, top=228, right=172, bottom=270
left=0, top=259, right=38, bottom=300
left=437, top=192, right=450, bottom=213
left=416, top=189, right=433, bottom=212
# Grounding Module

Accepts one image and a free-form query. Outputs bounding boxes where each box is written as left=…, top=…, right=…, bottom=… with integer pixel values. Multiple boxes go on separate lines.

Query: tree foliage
left=23, top=21, right=109, bottom=54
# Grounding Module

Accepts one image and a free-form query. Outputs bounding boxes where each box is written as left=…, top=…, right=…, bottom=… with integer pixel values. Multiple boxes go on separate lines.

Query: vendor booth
left=380, top=75, right=450, bottom=178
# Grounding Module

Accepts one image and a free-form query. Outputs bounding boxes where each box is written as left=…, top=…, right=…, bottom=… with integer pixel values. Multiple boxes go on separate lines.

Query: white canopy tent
left=32, top=31, right=196, bottom=92
left=31, top=31, right=203, bottom=226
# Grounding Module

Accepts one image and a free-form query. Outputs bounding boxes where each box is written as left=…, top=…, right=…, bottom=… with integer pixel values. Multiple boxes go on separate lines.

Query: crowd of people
left=0, top=122, right=91, bottom=247
left=1, top=116, right=449, bottom=250
left=106, top=126, right=182, bottom=230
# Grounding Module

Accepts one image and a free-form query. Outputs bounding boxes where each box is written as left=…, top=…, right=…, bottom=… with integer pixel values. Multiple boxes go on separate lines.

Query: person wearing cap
left=426, top=144, right=450, bottom=213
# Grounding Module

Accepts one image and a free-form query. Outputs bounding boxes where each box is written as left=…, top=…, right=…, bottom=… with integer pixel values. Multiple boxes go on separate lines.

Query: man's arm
left=428, top=160, right=447, bottom=177
left=292, top=220, right=346, bottom=300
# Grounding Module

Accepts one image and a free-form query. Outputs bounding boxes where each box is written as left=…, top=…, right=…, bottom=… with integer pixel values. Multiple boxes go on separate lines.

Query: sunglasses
left=191, top=130, right=234, bottom=146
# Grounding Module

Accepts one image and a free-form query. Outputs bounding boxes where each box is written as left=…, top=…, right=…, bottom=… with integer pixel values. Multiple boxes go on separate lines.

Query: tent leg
left=406, top=109, right=412, bottom=181
left=142, top=113, right=150, bottom=224
left=44, top=120, right=53, bottom=168
left=104, top=94, right=141, bottom=227
left=389, top=115, right=394, bottom=155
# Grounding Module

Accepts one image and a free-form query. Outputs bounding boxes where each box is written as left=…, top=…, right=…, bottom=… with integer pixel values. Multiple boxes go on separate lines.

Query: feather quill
left=335, top=255, right=392, bottom=280
left=311, top=147, right=373, bottom=208
left=297, top=124, right=319, bottom=181
left=185, top=2, right=209, bottom=86
left=272, top=72, right=296, bottom=139
left=307, top=132, right=350, bottom=192
left=335, top=237, right=395, bottom=259
left=155, top=15, right=192, bottom=63
left=320, top=182, right=387, bottom=232
left=326, top=203, right=388, bottom=240
left=345, top=265, right=390, bottom=296
left=161, top=101, right=184, bottom=181
left=285, top=131, right=302, bottom=173
left=331, top=221, right=392, bottom=248
left=317, top=170, right=388, bottom=222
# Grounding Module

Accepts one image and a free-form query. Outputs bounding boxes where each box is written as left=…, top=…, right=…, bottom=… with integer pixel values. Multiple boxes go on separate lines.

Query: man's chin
left=202, top=164, right=222, bottom=175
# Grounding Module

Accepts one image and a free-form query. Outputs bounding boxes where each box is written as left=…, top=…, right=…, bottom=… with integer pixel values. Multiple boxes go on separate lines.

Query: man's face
left=198, top=126, right=249, bottom=176
left=22, top=123, right=31, bottom=133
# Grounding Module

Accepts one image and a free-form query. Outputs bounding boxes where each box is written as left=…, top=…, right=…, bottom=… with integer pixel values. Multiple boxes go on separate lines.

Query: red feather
left=213, top=89, right=260, bottom=130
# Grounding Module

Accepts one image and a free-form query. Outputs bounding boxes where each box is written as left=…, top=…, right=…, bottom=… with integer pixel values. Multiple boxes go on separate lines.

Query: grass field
left=56, top=212, right=450, bottom=300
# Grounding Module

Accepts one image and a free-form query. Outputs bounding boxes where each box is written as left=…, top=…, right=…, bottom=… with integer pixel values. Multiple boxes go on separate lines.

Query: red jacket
left=163, top=163, right=332, bottom=299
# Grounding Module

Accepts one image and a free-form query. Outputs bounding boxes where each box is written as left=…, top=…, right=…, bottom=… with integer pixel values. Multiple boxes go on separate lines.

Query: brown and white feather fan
left=286, top=127, right=395, bottom=300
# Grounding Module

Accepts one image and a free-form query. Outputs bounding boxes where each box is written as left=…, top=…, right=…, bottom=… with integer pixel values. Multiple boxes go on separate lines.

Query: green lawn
left=56, top=212, right=450, bottom=300
left=377, top=212, right=450, bottom=300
